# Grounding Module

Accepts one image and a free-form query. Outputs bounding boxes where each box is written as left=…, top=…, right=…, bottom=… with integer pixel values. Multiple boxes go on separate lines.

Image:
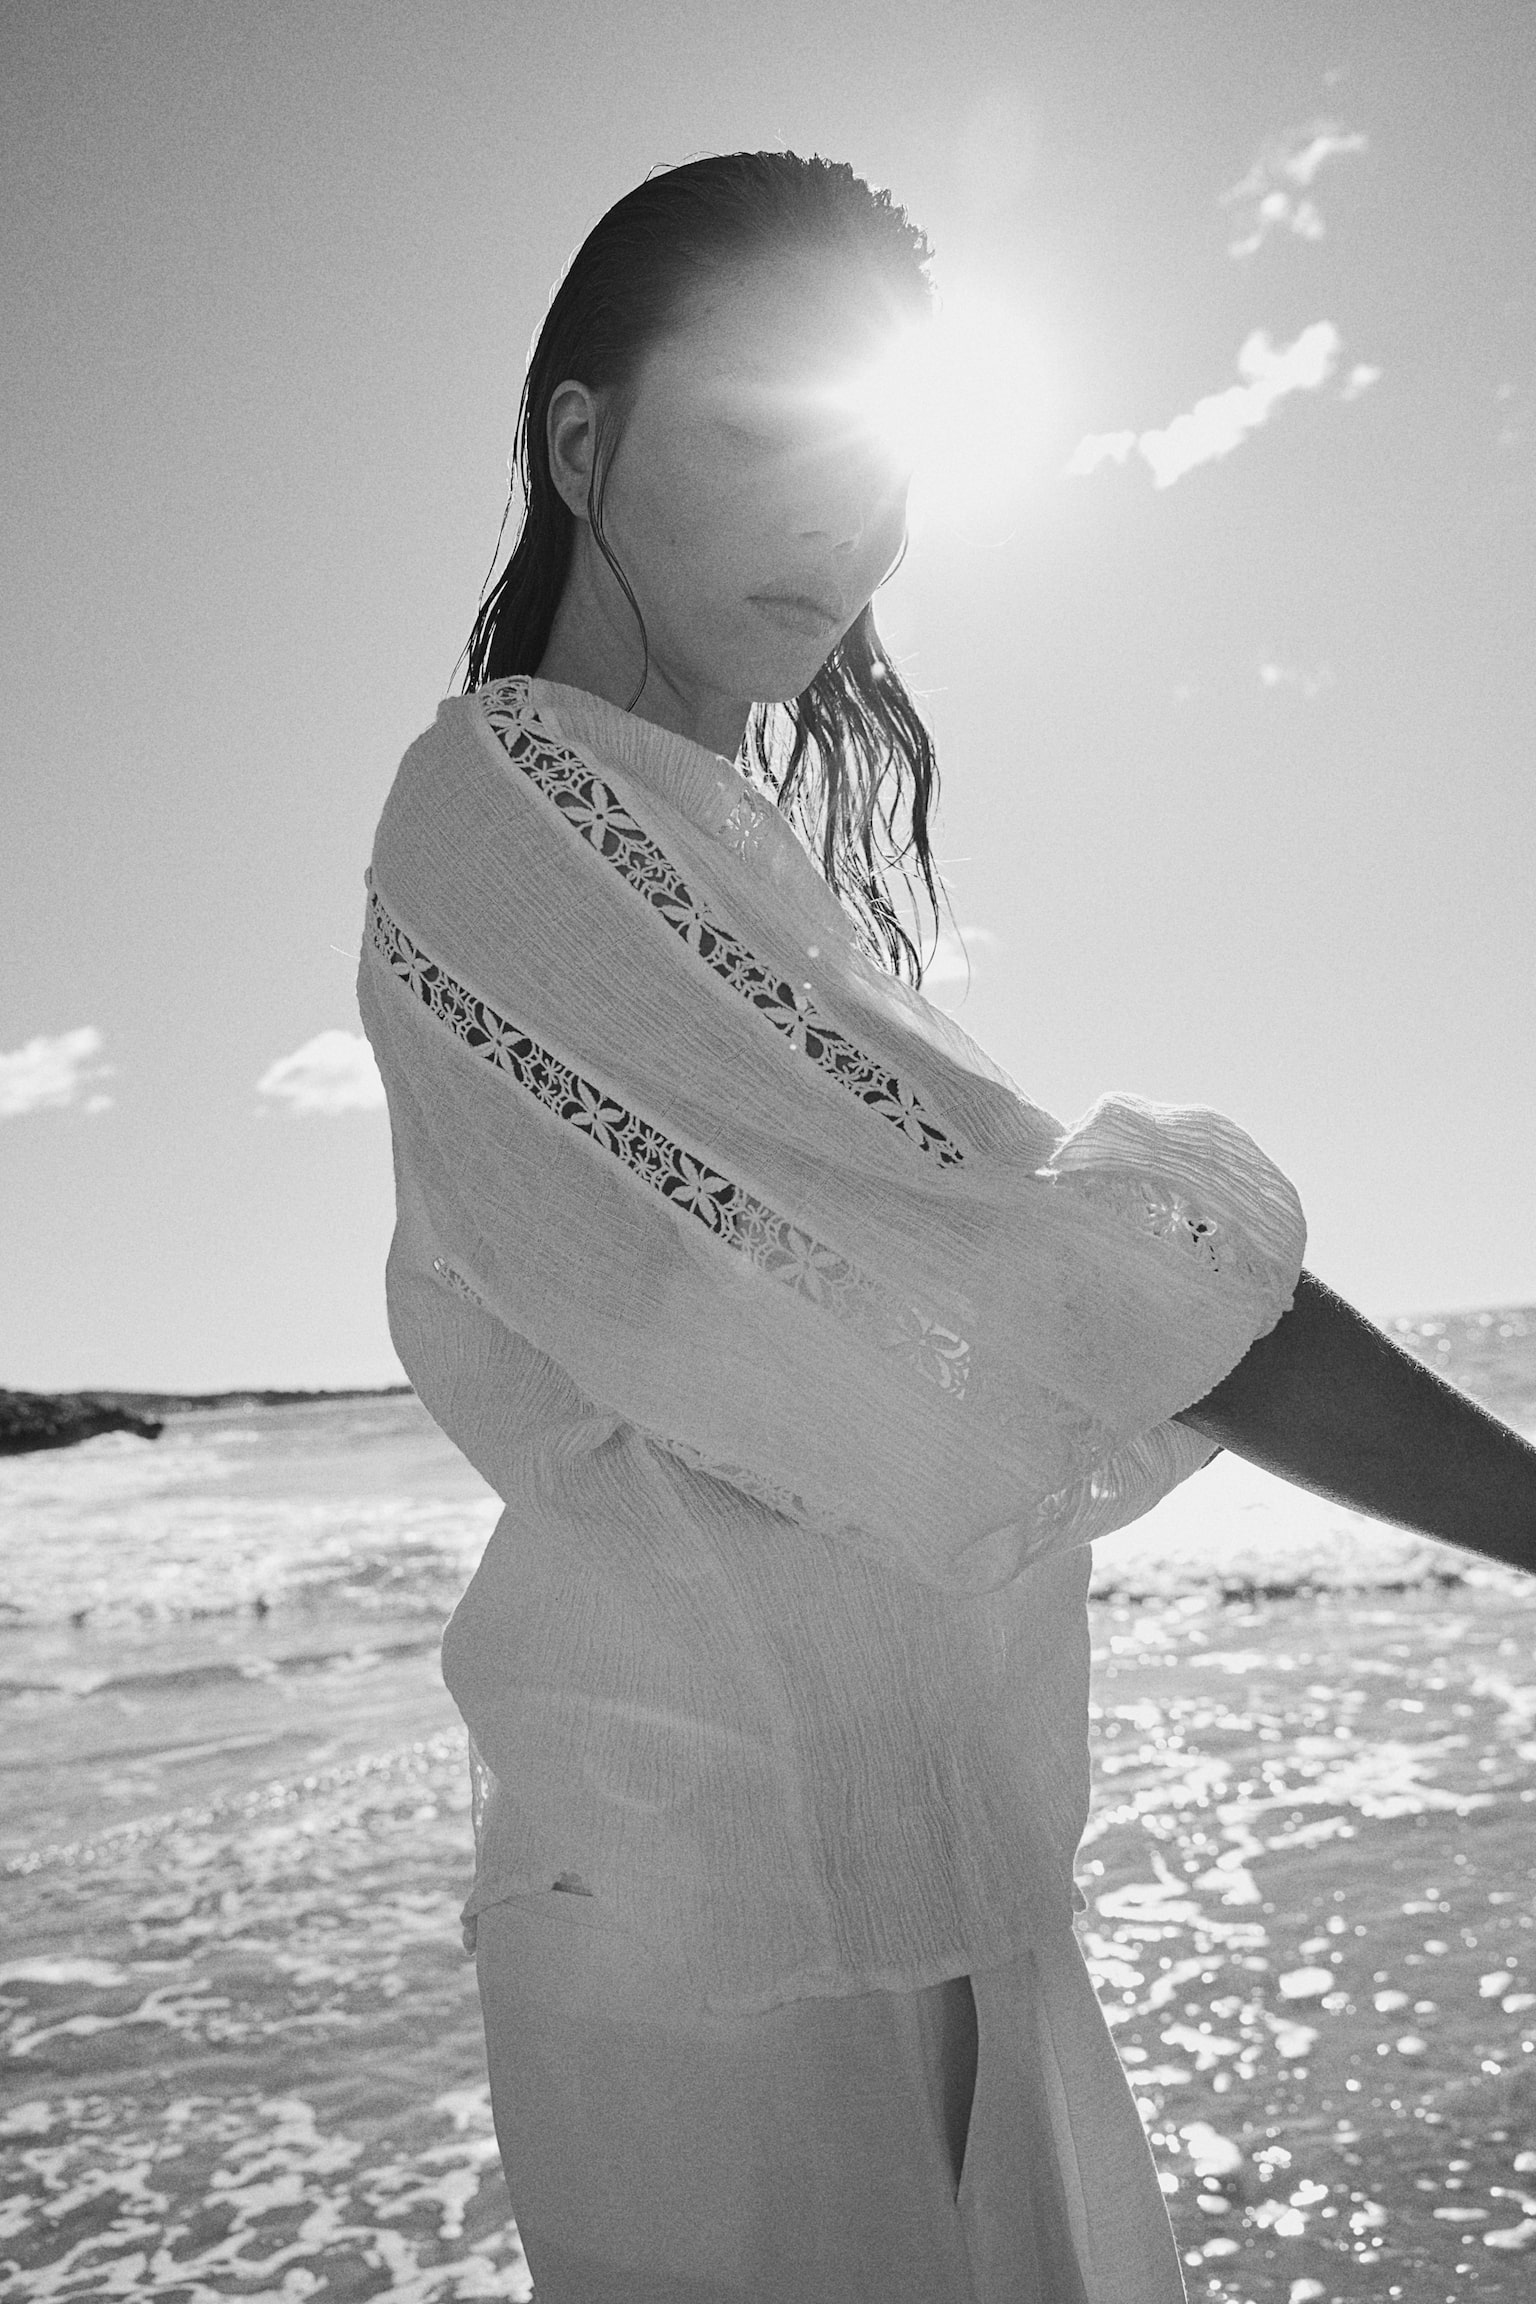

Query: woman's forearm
left=1172, top=1268, right=1536, bottom=1576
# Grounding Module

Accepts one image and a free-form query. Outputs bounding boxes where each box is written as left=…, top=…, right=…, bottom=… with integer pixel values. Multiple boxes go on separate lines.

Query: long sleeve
left=382, top=1121, right=621, bottom=1503
left=358, top=677, right=1306, bottom=1597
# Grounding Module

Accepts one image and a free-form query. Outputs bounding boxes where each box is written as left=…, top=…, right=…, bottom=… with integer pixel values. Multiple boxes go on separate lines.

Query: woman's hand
left=1173, top=1269, right=1536, bottom=1576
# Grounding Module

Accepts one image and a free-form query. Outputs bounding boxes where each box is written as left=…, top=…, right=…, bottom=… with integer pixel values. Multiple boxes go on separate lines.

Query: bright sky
left=3, top=0, right=1532, bottom=1390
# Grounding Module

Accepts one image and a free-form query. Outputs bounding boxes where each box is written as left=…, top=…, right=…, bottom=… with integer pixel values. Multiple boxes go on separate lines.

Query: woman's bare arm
left=1172, top=1268, right=1536, bottom=1576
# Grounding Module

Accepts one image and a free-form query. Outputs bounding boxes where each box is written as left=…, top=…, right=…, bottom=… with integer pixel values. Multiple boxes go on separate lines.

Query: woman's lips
left=750, top=593, right=847, bottom=637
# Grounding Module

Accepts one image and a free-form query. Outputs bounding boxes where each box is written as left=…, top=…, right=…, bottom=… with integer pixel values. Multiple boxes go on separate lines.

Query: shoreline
left=0, top=1382, right=415, bottom=1456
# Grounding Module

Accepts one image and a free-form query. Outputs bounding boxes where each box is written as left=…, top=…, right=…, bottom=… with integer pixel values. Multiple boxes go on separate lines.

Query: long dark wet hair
left=455, top=151, right=956, bottom=991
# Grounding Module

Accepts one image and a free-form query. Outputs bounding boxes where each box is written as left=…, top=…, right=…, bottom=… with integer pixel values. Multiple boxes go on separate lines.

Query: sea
left=2, top=1306, right=1534, bottom=2301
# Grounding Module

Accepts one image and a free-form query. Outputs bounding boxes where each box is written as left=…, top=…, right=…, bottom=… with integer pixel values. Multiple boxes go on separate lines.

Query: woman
left=358, top=152, right=1536, bottom=2304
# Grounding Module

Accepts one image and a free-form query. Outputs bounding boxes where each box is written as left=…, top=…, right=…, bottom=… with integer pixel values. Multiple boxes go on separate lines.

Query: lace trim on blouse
left=365, top=882, right=972, bottom=1400
left=479, top=678, right=966, bottom=1170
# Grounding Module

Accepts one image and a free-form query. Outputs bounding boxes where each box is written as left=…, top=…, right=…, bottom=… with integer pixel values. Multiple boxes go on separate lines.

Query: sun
left=823, top=284, right=1057, bottom=533
left=824, top=315, right=939, bottom=473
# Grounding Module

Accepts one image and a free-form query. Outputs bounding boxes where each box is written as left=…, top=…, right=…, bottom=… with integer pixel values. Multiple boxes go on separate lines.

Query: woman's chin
left=746, top=640, right=842, bottom=706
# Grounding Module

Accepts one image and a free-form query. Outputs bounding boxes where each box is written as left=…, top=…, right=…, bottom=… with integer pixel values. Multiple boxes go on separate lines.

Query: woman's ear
left=545, top=381, right=601, bottom=520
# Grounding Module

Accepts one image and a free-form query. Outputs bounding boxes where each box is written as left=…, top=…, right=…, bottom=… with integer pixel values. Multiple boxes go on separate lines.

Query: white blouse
left=357, top=674, right=1306, bottom=2014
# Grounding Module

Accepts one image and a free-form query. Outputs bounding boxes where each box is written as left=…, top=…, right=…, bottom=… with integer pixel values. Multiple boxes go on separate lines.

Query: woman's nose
left=801, top=469, right=904, bottom=554
left=799, top=495, right=867, bottom=551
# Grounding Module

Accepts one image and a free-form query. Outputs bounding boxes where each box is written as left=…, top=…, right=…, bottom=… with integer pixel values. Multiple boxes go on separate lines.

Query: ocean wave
left=0, top=1401, right=502, bottom=1630
left=0, top=1626, right=448, bottom=1702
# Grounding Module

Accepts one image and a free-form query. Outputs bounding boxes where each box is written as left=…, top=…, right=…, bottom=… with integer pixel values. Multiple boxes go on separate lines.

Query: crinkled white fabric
left=358, top=675, right=1306, bottom=2012
left=473, top=1893, right=1186, bottom=2304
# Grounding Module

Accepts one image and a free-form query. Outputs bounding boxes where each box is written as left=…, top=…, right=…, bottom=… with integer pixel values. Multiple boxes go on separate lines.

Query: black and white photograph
left=3, top=4, right=1535, bottom=2298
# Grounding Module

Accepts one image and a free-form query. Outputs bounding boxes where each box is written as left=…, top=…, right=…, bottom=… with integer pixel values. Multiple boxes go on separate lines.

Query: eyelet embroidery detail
left=433, top=1256, right=485, bottom=1306
left=367, top=884, right=971, bottom=1400
left=479, top=678, right=964, bottom=1170
left=1042, top=1168, right=1246, bottom=1280
left=719, top=788, right=774, bottom=865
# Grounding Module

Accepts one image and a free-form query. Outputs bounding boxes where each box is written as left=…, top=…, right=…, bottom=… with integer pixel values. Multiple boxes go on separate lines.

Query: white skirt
left=474, top=1891, right=1186, bottom=2304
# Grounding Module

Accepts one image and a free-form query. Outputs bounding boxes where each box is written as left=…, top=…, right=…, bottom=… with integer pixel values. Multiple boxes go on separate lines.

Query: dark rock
left=0, top=1390, right=165, bottom=1455
left=0, top=1382, right=415, bottom=1454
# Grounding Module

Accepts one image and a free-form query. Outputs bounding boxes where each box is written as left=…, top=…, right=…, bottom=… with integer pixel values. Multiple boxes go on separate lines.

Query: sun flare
left=824, top=284, right=1056, bottom=532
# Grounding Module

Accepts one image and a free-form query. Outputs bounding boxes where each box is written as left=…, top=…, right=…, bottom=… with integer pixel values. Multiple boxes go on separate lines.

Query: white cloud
left=1223, top=118, right=1368, bottom=257
left=1062, top=430, right=1137, bottom=479
left=922, top=924, right=1002, bottom=995
left=1340, top=362, right=1382, bottom=401
left=1140, top=323, right=1340, bottom=486
left=1285, top=125, right=1369, bottom=191
left=1066, top=322, right=1342, bottom=492
left=1259, top=660, right=1334, bottom=700
left=0, top=1027, right=115, bottom=1119
left=256, top=1030, right=385, bottom=1116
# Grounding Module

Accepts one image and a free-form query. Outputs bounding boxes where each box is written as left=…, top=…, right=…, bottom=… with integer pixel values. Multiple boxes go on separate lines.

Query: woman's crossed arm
left=1173, top=1269, right=1536, bottom=1578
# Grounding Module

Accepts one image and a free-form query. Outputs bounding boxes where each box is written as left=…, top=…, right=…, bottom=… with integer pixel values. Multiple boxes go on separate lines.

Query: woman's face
left=545, top=251, right=920, bottom=742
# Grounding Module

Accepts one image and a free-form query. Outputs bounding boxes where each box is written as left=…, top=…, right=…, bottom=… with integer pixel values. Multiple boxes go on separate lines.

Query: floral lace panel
left=366, top=883, right=972, bottom=1401
left=479, top=677, right=965, bottom=1170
